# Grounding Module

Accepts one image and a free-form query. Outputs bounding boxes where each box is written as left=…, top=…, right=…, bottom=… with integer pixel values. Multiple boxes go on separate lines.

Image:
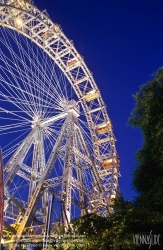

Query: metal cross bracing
left=2, top=103, right=107, bottom=248
left=0, top=0, right=121, bottom=247
left=0, top=0, right=120, bottom=198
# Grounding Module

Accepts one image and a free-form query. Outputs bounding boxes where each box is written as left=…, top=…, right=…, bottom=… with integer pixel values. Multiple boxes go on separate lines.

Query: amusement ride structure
left=0, top=0, right=120, bottom=248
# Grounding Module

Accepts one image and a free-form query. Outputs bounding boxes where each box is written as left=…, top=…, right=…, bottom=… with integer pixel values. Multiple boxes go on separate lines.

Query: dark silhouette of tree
left=129, top=67, right=163, bottom=219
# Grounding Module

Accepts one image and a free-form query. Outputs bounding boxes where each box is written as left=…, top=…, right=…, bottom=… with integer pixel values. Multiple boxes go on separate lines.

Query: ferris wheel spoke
left=3, top=129, right=30, bottom=151
left=0, top=110, right=30, bottom=125
left=0, top=77, right=34, bottom=117
left=0, top=1, right=120, bottom=244
left=12, top=179, right=25, bottom=201
left=12, top=29, right=69, bottom=107
left=13, top=31, right=42, bottom=115
left=0, top=127, right=30, bottom=136
left=0, top=78, right=58, bottom=117
left=0, top=64, right=57, bottom=113
left=0, top=123, right=29, bottom=132
left=78, top=119, right=94, bottom=155
left=0, top=32, right=67, bottom=116
left=9, top=184, right=29, bottom=194
left=2, top=36, right=36, bottom=116
left=0, top=31, right=36, bottom=115
left=3, top=143, right=23, bottom=159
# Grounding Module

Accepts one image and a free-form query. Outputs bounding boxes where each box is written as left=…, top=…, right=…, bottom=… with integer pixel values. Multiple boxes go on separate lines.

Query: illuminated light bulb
left=15, top=18, right=23, bottom=26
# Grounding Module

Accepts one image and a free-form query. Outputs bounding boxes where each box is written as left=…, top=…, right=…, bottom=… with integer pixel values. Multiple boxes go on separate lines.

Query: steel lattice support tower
left=0, top=0, right=121, bottom=247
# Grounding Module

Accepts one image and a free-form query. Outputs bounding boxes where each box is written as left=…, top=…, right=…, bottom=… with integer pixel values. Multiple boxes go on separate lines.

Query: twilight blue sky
left=33, top=0, right=163, bottom=200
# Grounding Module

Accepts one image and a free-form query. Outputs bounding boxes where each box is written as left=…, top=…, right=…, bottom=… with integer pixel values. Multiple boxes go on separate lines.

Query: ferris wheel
left=0, top=0, right=120, bottom=247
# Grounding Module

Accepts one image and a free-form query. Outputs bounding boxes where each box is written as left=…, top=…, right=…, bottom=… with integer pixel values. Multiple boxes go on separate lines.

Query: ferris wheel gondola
left=0, top=0, right=120, bottom=247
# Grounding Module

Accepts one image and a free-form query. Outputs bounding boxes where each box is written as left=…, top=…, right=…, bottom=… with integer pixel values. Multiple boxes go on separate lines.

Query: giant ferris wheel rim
left=0, top=0, right=120, bottom=199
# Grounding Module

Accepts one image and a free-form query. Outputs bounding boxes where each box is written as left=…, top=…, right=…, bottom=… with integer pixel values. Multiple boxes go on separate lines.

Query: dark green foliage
left=128, top=67, right=163, bottom=249
left=71, top=202, right=140, bottom=250
left=129, top=68, right=163, bottom=216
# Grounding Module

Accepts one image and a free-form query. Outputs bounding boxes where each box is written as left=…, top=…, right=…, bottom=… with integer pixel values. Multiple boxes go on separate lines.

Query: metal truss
left=0, top=0, right=120, bottom=200
left=3, top=105, right=107, bottom=248
left=0, top=0, right=121, bottom=247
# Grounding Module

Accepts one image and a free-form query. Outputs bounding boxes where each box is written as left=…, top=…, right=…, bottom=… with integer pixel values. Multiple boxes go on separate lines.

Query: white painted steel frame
left=0, top=0, right=121, bottom=246
left=0, top=0, right=120, bottom=196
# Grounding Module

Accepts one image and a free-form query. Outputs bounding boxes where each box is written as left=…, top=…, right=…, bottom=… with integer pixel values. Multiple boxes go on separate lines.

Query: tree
left=129, top=67, right=163, bottom=240
left=71, top=202, right=139, bottom=250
